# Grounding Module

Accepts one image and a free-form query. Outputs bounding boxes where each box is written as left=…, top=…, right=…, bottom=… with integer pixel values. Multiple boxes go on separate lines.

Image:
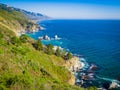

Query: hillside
left=0, top=3, right=87, bottom=90
left=0, top=3, right=50, bottom=35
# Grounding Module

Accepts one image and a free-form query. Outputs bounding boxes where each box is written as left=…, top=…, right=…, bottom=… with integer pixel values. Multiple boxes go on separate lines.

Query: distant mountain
left=0, top=3, right=51, bottom=21
left=0, top=3, right=51, bottom=35
left=14, top=7, right=51, bottom=21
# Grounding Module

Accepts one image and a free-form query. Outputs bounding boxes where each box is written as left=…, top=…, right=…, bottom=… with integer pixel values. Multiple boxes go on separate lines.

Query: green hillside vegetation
left=0, top=30, right=84, bottom=90
left=0, top=4, right=83, bottom=90
left=0, top=4, right=37, bottom=34
left=0, top=3, right=97, bottom=90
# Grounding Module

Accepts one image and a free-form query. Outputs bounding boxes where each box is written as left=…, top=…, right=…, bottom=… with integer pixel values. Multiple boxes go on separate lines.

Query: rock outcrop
left=64, top=57, right=82, bottom=74
left=64, top=57, right=83, bottom=85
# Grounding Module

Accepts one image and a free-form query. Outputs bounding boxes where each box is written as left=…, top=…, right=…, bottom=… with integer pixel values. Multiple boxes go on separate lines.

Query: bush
left=33, top=40, right=43, bottom=51
left=1, top=63, right=9, bottom=71
left=46, top=44, right=54, bottom=55
left=65, top=52, right=73, bottom=60
left=40, top=68, right=50, bottom=76
left=0, top=32, right=3, bottom=38
left=20, top=34, right=29, bottom=43
left=10, top=36, right=21, bottom=46
left=55, top=47, right=61, bottom=57
left=11, top=46, right=30, bottom=55
left=0, top=84, right=7, bottom=90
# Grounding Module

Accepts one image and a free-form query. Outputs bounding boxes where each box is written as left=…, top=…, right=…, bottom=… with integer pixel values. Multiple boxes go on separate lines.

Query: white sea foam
left=79, top=57, right=89, bottom=70
left=97, top=76, right=120, bottom=83
left=96, top=76, right=120, bottom=87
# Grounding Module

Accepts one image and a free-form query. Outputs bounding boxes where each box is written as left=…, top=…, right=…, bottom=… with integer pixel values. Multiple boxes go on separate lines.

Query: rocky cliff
left=0, top=3, right=49, bottom=36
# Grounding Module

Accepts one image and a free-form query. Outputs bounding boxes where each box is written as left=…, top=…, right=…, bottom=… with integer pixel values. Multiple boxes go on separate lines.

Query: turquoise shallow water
left=28, top=20, right=120, bottom=88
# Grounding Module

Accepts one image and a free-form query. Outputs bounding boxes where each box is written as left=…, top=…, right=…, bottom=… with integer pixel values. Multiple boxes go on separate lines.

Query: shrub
left=11, top=46, right=30, bottom=55
left=55, top=47, right=61, bottom=57
left=65, top=52, right=73, bottom=60
left=46, top=44, right=54, bottom=55
left=37, top=40, right=43, bottom=51
left=10, top=36, right=21, bottom=46
left=32, top=40, right=43, bottom=51
left=40, top=68, right=50, bottom=76
left=20, top=34, right=29, bottom=43
left=1, top=63, right=9, bottom=71
left=0, top=84, right=7, bottom=90
left=0, top=32, right=3, bottom=38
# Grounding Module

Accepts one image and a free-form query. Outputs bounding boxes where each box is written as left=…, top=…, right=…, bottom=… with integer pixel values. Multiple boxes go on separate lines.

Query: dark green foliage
left=55, top=47, right=61, bottom=57
left=61, top=49, right=67, bottom=58
left=0, top=33, right=3, bottom=38
left=40, top=68, right=50, bottom=76
left=65, top=52, right=73, bottom=60
left=37, top=40, right=43, bottom=50
left=10, top=36, right=21, bottom=46
left=11, top=46, right=30, bottom=55
left=20, top=34, right=29, bottom=43
left=26, top=22, right=35, bottom=30
left=26, top=60, right=40, bottom=72
left=1, top=63, right=9, bottom=71
left=46, top=44, right=54, bottom=55
left=33, top=39, right=43, bottom=51
left=0, top=72, right=33, bottom=89
left=0, top=84, right=7, bottom=90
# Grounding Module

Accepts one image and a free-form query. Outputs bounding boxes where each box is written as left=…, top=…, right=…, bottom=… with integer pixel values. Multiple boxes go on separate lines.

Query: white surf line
left=96, top=76, right=120, bottom=87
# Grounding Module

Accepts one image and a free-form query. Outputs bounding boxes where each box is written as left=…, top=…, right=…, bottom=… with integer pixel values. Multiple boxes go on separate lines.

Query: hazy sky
left=1, top=0, right=120, bottom=19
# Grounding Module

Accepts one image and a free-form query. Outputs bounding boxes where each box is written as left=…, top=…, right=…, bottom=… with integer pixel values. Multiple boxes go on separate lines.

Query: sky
left=1, top=0, right=120, bottom=19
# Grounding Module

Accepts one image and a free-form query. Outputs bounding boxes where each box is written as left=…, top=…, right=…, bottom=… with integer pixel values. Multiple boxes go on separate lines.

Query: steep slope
left=0, top=3, right=85, bottom=90
left=0, top=3, right=45, bottom=35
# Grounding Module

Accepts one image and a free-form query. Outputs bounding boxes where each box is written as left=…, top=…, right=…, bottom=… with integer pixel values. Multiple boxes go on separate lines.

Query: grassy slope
left=0, top=4, right=85, bottom=90
left=0, top=4, right=34, bottom=34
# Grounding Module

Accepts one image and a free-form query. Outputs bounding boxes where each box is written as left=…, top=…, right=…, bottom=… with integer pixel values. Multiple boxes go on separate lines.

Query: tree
left=65, top=52, right=73, bottom=60
left=55, top=47, right=61, bottom=57
left=61, top=49, right=67, bottom=59
left=36, top=40, right=43, bottom=51
left=46, top=44, right=54, bottom=55
left=10, top=36, right=21, bottom=46
left=20, top=34, right=28, bottom=43
left=33, top=39, right=43, bottom=51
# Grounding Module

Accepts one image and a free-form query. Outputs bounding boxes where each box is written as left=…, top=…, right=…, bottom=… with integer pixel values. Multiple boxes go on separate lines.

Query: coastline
left=64, top=56, right=84, bottom=74
left=16, top=19, right=46, bottom=37
left=23, top=19, right=120, bottom=89
left=64, top=56, right=85, bottom=85
left=23, top=19, right=86, bottom=86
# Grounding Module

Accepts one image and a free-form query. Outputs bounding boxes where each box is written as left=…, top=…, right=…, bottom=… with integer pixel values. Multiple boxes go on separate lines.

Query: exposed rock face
left=68, top=74, right=76, bottom=85
left=0, top=3, right=48, bottom=36
left=64, top=57, right=82, bottom=74
left=64, top=57, right=83, bottom=85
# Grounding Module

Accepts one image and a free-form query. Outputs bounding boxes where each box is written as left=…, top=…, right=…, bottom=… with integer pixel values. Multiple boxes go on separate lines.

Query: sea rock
left=54, top=35, right=61, bottom=40
left=90, top=64, right=97, bottom=71
left=54, top=35, right=58, bottom=40
left=109, top=81, right=120, bottom=89
left=43, top=35, right=50, bottom=40
left=38, top=36, right=43, bottom=40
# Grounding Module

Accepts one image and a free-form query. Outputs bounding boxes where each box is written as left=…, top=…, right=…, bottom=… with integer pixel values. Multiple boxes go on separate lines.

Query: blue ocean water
left=28, top=20, right=120, bottom=88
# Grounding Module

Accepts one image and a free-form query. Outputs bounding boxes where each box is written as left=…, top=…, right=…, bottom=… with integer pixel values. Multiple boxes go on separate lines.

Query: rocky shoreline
left=63, top=56, right=84, bottom=85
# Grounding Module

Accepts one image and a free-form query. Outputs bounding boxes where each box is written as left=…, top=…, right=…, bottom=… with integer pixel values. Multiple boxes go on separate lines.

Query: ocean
left=28, top=20, right=120, bottom=89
